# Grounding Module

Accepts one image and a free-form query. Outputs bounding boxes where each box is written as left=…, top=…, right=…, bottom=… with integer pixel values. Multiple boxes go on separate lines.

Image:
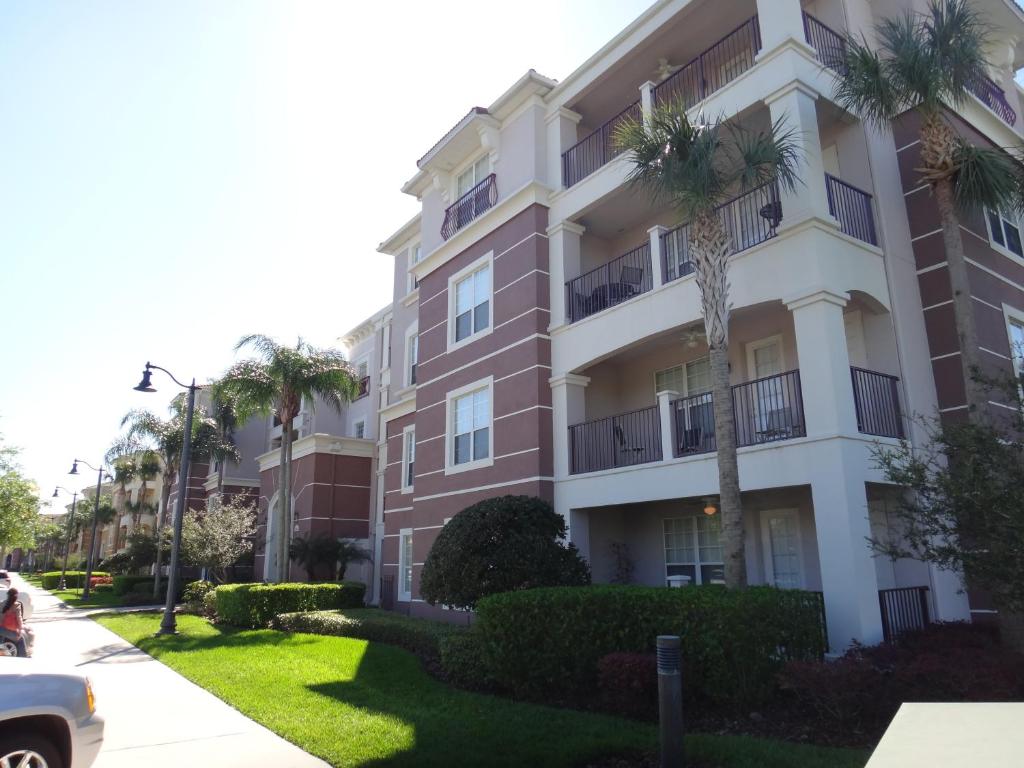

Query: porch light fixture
left=702, top=497, right=718, bottom=516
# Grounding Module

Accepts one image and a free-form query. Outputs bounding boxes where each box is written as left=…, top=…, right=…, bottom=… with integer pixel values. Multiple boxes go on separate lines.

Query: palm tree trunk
left=275, top=419, right=292, bottom=583
left=692, top=209, right=747, bottom=588
left=933, top=178, right=987, bottom=419
left=153, top=471, right=173, bottom=598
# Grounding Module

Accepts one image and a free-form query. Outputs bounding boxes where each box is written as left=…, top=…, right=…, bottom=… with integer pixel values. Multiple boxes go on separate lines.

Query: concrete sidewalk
left=14, top=574, right=329, bottom=768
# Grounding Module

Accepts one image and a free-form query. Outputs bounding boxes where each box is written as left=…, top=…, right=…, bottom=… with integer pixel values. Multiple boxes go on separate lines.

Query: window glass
left=988, top=209, right=1006, bottom=247
left=354, top=421, right=365, bottom=439
left=655, top=365, right=685, bottom=395
left=686, top=358, right=711, bottom=394
left=988, top=209, right=1024, bottom=257
left=409, top=334, right=418, bottom=386
left=400, top=532, right=413, bottom=596
left=405, top=430, right=416, bottom=488
left=453, top=388, right=490, bottom=465
left=663, top=515, right=724, bottom=585
left=454, top=265, right=490, bottom=342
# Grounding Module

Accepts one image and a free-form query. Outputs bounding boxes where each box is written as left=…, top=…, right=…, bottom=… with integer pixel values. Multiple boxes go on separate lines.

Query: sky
left=0, top=0, right=653, bottom=509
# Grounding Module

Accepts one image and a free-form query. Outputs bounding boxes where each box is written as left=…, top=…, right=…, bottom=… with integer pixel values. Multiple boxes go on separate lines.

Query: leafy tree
left=420, top=495, right=591, bottom=610
left=336, top=539, right=370, bottom=581
left=615, top=107, right=800, bottom=587
left=180, top=496, right=256, bottom=583
left=0, top=435, right=41, bottom=558
left=33, top=518, right=64, bottom=571
left=207, top=387, right=241, bottom=495
left=874, top=371, right=1024, bottom=649
left=288, top=534, right=370, bottom=581
left=833, top=0, right=1022, bottom=418
left=216, top=335, right=359, bottom=582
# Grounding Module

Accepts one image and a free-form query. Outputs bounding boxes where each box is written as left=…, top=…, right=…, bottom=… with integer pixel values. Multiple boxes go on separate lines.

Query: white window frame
left=401, top=425, right=416, bottom=493
left=453, top=152, right=491, bottom=202
left=406, top=243, right=421, bottom=295
left=653, top=357, right=711, bottom=399
left=662, top=514, right=725, bottom=586
left=446, top=251, right=494, bottom=351
left=444, top=376, right=494, bottom=475
left=404, top=323, right=419, bottom=388
left=985, top=207, right=1024, bottom=264
left=1003, top=303, right=1024, bottom=377
left=759, top=508, right=805, bottom=589
left=398, top=528, right=413, bottom=601
left=353, top=419, right=366, bottom=440
left=745, top=334, right=785, bottom=380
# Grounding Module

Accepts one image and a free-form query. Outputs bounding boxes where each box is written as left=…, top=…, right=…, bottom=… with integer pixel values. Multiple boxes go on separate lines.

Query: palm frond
left=834, top=32, right=903, bottom=125
left=234, top=333, right=283, bottom=359
left=726, top=116, right=802, bottom=195
left=953, top=140, right=1021, bottom=214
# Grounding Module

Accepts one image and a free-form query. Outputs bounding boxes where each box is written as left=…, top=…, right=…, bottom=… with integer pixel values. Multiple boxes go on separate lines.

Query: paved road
left=13, top=573, right=329, bottom=768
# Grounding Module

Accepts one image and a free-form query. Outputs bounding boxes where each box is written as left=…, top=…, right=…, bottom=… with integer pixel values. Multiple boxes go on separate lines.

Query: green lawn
left=51, top=588, right=126, bottom=609
left=96, top=613, right=866, bottom=768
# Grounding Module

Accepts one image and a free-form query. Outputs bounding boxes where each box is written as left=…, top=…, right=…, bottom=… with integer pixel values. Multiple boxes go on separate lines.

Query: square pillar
left=657, top=389, right=679, bottom=460
left=640, top=80, right=656, bottom=130
left=545, top=106, right=582, bottom=191
left=548, top=220, right=585, bottom=328
left=550, top=373, right=590, bottom=479
left=765, top=83, right=836, bottom=229
left=648, top=225, right=668, bottom=289
left=755, top=0, right=809, bottom=54
left=569, top=508, right=591, bottom=562
left=810, top=442, right=884, bottom=649
left=787, top=289, right=858, bottom=437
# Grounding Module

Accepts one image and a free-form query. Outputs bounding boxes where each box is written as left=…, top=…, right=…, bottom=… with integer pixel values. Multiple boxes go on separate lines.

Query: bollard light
left=656, top=634, right=684, bottom=768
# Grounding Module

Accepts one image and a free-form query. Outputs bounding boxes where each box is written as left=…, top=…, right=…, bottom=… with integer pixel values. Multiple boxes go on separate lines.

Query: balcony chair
left=613, top=424, right=646, bottom=463
left=678, top=427, right=703, bottom=454
left=755, top=407, right=795, bottom=442
left=619, top=265, right=644, bottom=297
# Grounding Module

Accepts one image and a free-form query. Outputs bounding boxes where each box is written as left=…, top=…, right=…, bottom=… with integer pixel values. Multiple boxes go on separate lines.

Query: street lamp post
left=52, top=486, right=80, bottom=590
left=68, top=460, right=112, bottom=599
left=134, top=362, right=200, bottom=636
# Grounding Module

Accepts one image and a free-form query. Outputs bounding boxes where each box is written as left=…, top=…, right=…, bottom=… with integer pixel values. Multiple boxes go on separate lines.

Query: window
left=411, top=243, right=422, bottom=264
left=355, top=357, right=370, bottom=398
left=663, top=515, right=724, bottom=585
left=986, top=208, right=1024, bottom=259
left=457, top=156, right=490, bottom=199
left=399, top=529, right=413, bottom=601
left=354, top=420, right=366, bottom=439
left=447, top=253, right=493, bottom=348
left=401, top=426, right=415, bottom=492
left=408, top=334, right=418, bottom=386
left=655, top=357, right=710, bottom=396
left=446, top=379, right=493, bottom=472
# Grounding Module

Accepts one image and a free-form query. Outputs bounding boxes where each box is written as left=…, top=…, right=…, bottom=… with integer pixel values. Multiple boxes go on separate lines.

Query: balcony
left=825, top=175, right=878, bottom=246
left=967, top=73, right=1017, bottom=127
left=356, top=376, right=370, bottom=399
left=568, top=367, right=900, bottom=475
left=802, top=11, right=846, bottom=72
left=441, top=173, right=497, bottom=240
left=566, top=241, right=653, bottom=323
left=561, top=15, right=762, bottom=189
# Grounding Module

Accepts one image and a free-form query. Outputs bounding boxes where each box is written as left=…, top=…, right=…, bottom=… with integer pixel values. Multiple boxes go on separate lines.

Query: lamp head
left=702, top=496, right=718, bottom=516
left=69, top=461, right=79, bottom=475
left=134, top=366, right=156, bottom=393
left=52, top=488, right=59, bottom=498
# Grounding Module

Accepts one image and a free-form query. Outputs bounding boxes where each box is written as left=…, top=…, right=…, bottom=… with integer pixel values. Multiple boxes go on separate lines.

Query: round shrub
left=419, top=495, right=590, bottom=609
left=183, top=580, right=215, bottom=604
left=214, top=582, right=366, bottom=628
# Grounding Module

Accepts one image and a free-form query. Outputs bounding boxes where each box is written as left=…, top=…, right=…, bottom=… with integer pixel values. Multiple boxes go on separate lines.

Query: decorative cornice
left=784, top=288, right=850, bottom=312
left=378, top=394, right=416, bottom=421
left=546, top=220, right=585, bottom=238
left=549, top=373, right=591, bottom=389
left=256, top=433, right=374, bottom=472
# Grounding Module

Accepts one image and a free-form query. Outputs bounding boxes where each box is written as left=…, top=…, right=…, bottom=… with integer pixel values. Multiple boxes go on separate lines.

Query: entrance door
left=761, top=509, right=804, bottom=588
left=745, top=336, right=789, bottom=439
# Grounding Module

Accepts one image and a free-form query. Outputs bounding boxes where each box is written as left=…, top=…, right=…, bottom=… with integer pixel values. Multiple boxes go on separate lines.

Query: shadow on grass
left=130, top=621, right=322, bottom=656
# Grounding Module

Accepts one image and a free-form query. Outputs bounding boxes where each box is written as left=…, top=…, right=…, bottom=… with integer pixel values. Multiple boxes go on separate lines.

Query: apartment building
left=369, top=0, right=1024, bottom=650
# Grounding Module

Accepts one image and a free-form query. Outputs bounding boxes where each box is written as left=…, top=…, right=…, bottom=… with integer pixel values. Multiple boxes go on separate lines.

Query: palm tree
left=615, top=106, right=800, bottom=588
left=833, top=0, right=1020, bottom=419
left=207, top=387, right=241, bottom=495
left=217, top=335, right=359, bottom=583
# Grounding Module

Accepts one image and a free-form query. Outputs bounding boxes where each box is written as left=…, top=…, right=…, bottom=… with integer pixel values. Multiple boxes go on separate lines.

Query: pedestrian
left=1, top=587, right=27, bottom=657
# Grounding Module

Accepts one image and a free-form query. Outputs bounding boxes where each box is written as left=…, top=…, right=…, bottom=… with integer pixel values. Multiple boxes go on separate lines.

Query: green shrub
left=474, top=585, right=827, bottom=710
left=113, top=575, right=158, bottom=595
left=183, top=580, right=215, bottom=604
left=439, top=629, right=496, bottom=691
left=94, top=584, right=114, bottom=594
left=41, top=571, right=109, bottom=589
left=419, top=495, right=590, bottom=610
left=121, top=590, right=162, bottom=607
left=202, top=590, right=218, bottom=619
left=215, top=582, right=366, bottom=628
left=273, top=608, right=457, bottom=662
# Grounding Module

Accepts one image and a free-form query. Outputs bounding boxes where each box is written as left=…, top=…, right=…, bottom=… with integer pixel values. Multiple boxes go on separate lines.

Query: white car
left=0, top=659, right=104, bottom=768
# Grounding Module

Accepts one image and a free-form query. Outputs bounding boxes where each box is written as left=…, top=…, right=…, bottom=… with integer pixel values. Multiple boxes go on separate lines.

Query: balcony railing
left=357, top=376, right=370, bottom=398
left=566, top=241, right=653, bottom=323
left=652, top=16, right=761, bottom=109
left=967, top=73, right=1017, bottom=126
left=661, top=222, right=694, bottom=284
left=802, top=12, right=846, bottom=72
left=671, top=391, right=715, bottom=457
left=733, top=370, right=806, bottom=447
left=851, top=367, right=903, bottom=438
left=569, top=405, right=662, bottom=474
left=825, top=174, right=878, bottom=246
left=879, top=586, right=930, bottom=643
left=562, top=100, right=641, bottom=188
left=441, top=173, right=497, bottom=240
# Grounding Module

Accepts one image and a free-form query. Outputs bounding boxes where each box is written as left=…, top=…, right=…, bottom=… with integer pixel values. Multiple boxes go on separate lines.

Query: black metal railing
left=733, top=370, right=806, bottom=447
left=826, top=174, right=878, bottom=246
left=719, top=182, right=782, bottom=253
left=851, top=367, right=903, bottom=438
left=441, top=173, right=497, bottom=240
left=967, top=73, right=1017, bottom=126
left=566, top=241, right=653, bottom=323
left=661, top=222, right=694, bottom=283
left=569, top=405, right=662, bottom=474
left=879, top=586, right=930, bottom=643
left=562, top=100, right=642, bottom=188
left=357, top=376, right=370, bottom=398
left=671, top=391, right=715, bottom=457
left=652, top=16, right=761, bottom=109
left=380, top=574, right=395, bottom=611
left=802, top=12, right=847, bottom=72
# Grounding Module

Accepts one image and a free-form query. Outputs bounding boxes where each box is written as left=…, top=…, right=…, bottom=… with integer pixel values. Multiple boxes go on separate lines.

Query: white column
left=765, top=83, right=836, bottom=229
left=755, top=0, right=808, bottom=54
left=545, top=106, right=582, bottom=191
left=550, top=373, right=590, bottom=480
left=640, top=81, right=655, bottom=129
left=928, top=562, right=971, bottom=622
left=569, top=508, right=591, bottom=562
left=648, top=225, right=668, bottom=289
left=547, top=220, right=585, bottom=328
left=657, top=389, right=679, bottom=461
left=809, top=441, right=884, bottom=649
left=787, top=289, right=858, bottom=437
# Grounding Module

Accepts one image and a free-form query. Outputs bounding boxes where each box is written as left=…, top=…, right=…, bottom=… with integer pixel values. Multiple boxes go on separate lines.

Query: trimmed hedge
left=41, top=571, right=109, bottom=589
left=273, top=608, right=457, bottom=662
left=113, top=575, right=157, bottom=595
left=215, top=582, right=366, bottom=628
left=474, top=585, right=827, bottom=710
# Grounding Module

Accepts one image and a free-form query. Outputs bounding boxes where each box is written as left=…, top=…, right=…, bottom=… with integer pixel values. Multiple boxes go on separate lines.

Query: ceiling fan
left=682, top=328, right=706, bottom=349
